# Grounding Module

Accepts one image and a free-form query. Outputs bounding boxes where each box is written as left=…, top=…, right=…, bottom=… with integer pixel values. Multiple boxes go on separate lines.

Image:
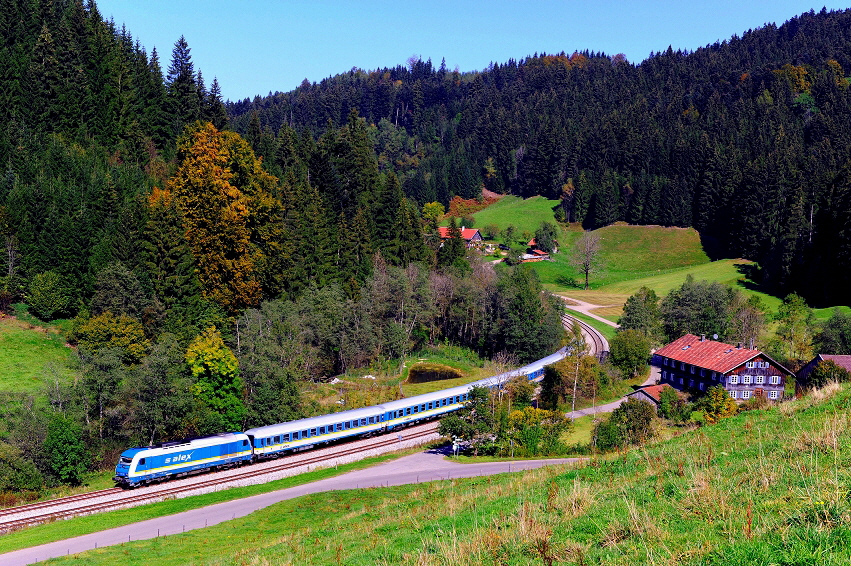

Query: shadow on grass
left=556, top=275, right=582, bottom=288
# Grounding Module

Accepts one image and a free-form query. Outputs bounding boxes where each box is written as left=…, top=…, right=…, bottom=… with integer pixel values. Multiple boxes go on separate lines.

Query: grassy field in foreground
left=53, top=385, right=851, bottom=565
left=0, top=447, right=432, bottom=556
left=0, top=312, right=78, bottom=394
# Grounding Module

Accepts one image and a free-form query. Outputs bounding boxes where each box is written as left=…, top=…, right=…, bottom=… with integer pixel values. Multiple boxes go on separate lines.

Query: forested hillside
left=0, top=0, right=567, bottom=491
left=230, top=7, right=851, bottom=306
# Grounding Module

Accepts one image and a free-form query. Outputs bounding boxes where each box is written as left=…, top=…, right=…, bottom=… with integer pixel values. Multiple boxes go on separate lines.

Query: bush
left=700, top=385, right=738, bottom=424
left=27, top=271, right=71, bottom=320
left=593, top=398, right=655, bottom=451
left=658, top=386, right=692, bottom=423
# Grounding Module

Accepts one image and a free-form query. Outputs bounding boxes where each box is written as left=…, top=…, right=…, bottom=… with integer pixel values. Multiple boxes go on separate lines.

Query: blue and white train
left=113, top=348, right=566, bottom=487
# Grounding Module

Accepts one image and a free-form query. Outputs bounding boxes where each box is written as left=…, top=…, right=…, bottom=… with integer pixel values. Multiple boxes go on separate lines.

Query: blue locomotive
left=114, top=348, right=566, bottom=487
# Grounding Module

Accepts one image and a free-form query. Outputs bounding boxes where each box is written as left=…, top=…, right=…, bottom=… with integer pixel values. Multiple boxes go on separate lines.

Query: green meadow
left=0, top=308, right=78, bottom=394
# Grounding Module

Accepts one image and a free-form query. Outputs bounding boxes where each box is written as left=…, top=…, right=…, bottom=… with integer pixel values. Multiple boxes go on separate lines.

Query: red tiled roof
left=437, top=227, right=480, bottom=240
left=655, top=334, right=760, bottom=374
left=528, top=238, right=537, bottom=246
left=531, top=249, right=549, bottom=256
left=820, top=355, right=851, bottom=373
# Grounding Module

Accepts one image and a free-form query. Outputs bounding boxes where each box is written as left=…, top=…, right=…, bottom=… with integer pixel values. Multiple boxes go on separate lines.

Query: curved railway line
left=0, top=309, right=609, bottom=535
left=562, top=313, right=609, bottom=360
left=0, top=424, right=439, bottom=533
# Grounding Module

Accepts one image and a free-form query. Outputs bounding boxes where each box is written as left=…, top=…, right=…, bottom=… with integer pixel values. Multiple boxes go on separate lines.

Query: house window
left=661, top=371, right=667, bottom=380
left=679, top=377, right=684, bottom=385
left=681, top=362, right=686, bottom=370
left=689, top=379, right=694, bottom=387
left=755, top=375, right=765, bottom=385
left=729, top=391, right=737, bottom=399
left=769, top=391, right=779, bottom=399
left=664, top=358, right=669, bottom=366
left=770, top=375, right=780, bottom=385
left=712, top=372, right=717, bottom=380
left=742, top=390, right=752, bottom=400
left=700, top=369, right=706, bottom=377
left=746, top=361, right=755, bottom=368
left=690, top=365, right=696, bottom=374
left=743, top=375, right=752, bottom=385
left=699, top=382, right=705, bottom=391
left=729, top=375, right=739, bottom=385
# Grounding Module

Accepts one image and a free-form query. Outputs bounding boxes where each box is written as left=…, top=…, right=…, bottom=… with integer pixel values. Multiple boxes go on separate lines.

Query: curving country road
left=0, top=449, right=582, bottom=565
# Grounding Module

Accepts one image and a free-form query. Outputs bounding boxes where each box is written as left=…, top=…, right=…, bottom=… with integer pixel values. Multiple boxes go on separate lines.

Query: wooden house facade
left=654, top=334, right=793, bottom=401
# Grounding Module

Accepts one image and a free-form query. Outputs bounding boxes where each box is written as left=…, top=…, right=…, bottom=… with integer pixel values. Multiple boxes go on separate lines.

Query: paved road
left=565, top=364, right=660, bottom=419
left=559, top=296, right=620, bottom=328
left=1, top=449, right=582, bottom=565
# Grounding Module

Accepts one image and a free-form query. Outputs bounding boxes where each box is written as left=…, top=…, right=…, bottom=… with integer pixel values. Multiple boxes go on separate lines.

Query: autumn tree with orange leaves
left=169, top=122, right=279, bottom=314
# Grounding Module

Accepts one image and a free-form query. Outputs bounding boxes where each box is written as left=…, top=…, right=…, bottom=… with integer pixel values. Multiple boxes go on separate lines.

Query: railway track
left=562, top=314, right=608, bottom=360
left=0, top=424, right=439, bottom=533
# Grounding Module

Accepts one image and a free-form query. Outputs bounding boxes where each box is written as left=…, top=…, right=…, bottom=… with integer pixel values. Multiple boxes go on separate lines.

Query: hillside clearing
left=0, top=315, right=78, bottom=394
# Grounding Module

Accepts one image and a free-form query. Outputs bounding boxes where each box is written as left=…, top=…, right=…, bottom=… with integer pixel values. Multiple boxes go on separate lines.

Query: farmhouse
left=437, top=226, right=483, bottom=248
left=655, top=334, right=793, bottom=401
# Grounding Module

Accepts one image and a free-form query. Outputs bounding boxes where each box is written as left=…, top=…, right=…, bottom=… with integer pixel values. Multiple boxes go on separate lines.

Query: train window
left=421, top=404, right=426, bottom=411
left=274, top=436, right=280, bottom=443
left=361, top=418, right=367, bottom=426
left=283, top=434, right=290, bottom=442
left=267, top=438, right=273, bottom=445
left=139, top=458, right=146, bottom=466
left=302, top=430, right=308, bottom=439
left=242, top=440, right=248, bottom=447
left=407, top=407, right=412, bottom=415
left=343, top=421, right=349, bottom=429
left=368, top=417, right=374, bottom=424
left=310, top=428, right=316, bottom=437
left=413, top=405, right=418, bottom=413
left=319, top=426, right=325, bottom=435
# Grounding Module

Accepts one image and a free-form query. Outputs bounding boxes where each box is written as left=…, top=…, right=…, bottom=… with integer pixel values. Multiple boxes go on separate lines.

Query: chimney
left=736, top=342, right=742, bottom=349
left=700, top=334, right=705, bottom=342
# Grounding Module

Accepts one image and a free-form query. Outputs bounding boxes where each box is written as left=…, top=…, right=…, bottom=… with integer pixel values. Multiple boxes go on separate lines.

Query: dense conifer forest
left=231, top=7, right=851, bottom=306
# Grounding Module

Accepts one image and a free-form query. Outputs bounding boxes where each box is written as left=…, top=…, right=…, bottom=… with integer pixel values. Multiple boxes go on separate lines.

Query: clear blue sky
left=96, top=1, right=849, bottom=102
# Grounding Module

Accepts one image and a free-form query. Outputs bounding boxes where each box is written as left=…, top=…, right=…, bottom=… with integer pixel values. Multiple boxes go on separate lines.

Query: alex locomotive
left=113, top=348, right=565, bottom=487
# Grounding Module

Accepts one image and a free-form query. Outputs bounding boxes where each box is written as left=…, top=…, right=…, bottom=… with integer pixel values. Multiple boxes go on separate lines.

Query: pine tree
left=165, top=35, right=199, bottom=137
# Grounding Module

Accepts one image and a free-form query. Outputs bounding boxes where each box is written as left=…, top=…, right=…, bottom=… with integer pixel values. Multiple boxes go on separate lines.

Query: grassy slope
left=0, top=448, right=432, bottom=555
left=0, top=313, right=78, bottom=394
left=52, top=385, right=851, bottom=565
left=468, top=195, right=562, bottom=239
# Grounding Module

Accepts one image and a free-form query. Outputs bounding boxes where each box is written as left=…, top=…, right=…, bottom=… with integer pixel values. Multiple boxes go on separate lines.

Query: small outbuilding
left=796, top=354, right=851, bottom=390
left=625, top=384, right=682, bottom=407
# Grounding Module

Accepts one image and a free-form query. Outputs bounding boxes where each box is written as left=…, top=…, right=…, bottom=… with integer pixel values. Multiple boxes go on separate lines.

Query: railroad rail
left=562, top=313, right=609, bottom=361
left=0, top=424, right=439, bottom=533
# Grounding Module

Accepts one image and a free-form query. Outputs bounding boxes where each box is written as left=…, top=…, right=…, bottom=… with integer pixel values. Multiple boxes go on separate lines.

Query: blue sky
left=96, top=1, right=849, bottom=102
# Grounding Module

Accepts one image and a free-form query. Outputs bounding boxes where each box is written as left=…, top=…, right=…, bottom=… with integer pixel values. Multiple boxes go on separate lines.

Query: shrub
left=700, top=385, right=738, bottom=424
left=27, top=271, right=70, bottom=320
left=593, top=397, right=655, bottom=451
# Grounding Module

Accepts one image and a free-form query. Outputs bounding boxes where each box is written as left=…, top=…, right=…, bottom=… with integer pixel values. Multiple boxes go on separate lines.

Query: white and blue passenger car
left=113, top=346, right=570, bottom=487
left=113, top=432, right=252, bottom=487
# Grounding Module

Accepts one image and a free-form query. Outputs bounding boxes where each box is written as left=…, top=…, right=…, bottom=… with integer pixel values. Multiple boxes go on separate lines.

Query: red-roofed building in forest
left=437, top=226, right=483, bottom=248
left=654, top=334, right=793, bottom=401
